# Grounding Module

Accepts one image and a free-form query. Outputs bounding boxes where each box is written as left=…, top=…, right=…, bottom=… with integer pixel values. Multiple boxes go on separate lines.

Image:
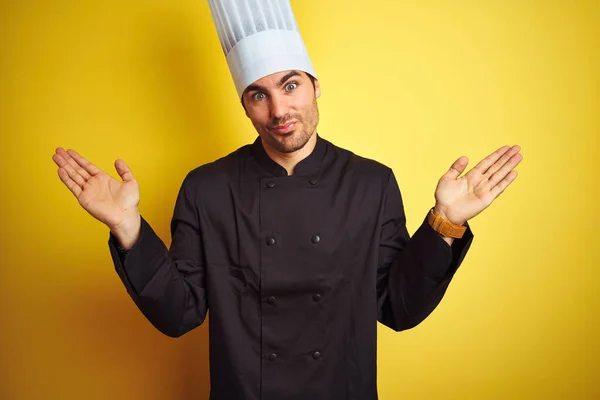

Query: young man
left=52, top=1, right=522, bottom=398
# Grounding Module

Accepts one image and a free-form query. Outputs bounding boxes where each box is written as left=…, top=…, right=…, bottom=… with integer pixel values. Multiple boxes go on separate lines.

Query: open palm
left=434, top=145, right=523, bottom=225
left=52, top=148, right=140, bottom=230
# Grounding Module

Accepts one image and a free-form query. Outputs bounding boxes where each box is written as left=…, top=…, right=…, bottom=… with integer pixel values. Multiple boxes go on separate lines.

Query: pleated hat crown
left=207, top=0, right=317, bottom=98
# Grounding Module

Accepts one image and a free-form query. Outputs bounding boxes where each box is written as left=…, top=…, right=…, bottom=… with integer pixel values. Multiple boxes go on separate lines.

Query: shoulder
left=180, top=143, right=251, bottom=189
left=326, top=138, right=393, bottom=182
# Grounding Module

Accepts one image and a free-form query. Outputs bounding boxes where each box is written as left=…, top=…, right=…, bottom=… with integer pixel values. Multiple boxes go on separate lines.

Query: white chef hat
left=207, top=0, right=318, bottom=98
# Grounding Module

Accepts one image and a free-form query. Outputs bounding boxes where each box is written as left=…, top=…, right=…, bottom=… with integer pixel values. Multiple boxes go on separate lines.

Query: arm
left=376, top=171, right=474, bottom=331
left=108, top=173, right=207, bottom=338
left=377, top=144, right=522, bottom=331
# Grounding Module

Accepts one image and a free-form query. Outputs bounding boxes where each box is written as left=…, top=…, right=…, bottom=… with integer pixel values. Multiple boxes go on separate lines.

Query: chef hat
left=207, top=0, right=317, bottom=98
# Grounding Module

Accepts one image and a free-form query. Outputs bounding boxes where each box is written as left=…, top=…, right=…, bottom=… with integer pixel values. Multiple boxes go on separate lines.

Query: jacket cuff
left=410, top=211, right=474, bottom=279
left=107, top=215, right=168, bottom=295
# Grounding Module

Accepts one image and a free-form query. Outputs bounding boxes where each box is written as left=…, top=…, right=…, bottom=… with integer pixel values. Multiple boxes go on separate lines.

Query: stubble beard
left=262, top=98, right=319, bottom=154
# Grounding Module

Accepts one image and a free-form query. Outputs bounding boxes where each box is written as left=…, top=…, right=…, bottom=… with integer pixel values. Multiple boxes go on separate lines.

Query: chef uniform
left=108, top=1, right=475, bottom=399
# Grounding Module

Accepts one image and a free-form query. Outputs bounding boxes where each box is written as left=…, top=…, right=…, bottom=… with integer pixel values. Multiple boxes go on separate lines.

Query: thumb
left=445, top=156, right=468, bottom=180
left=115, top=159, right=135, bottom=182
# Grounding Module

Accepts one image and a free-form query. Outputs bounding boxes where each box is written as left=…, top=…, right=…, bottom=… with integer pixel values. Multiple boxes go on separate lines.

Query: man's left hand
left=433, top=145, right=523, bottom=226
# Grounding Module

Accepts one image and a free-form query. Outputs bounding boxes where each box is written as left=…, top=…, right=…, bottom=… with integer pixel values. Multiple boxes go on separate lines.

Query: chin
left=274, top=135, right=301, bottom=153
left=266, top=130, right=310, bottom=153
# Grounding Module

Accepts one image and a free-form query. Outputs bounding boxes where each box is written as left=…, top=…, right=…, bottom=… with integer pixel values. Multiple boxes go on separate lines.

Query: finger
left=65, top=148, right=102, bottom=176
left=472, top=145, right=511, bottom=175
left=445, top=156, right=469, bottom=180
left=489, top=152, right=523, bottom=188
left=490, top=170, right=518, bottom=199
left=57, top=167, right=82, bottom=198
left=55, top=148, right=92, bottom=180
left=483, top=145, right=521, bottom=178
left=53, top=151, right=87, bottom=188
left=114, top=159, right=135, bottom=182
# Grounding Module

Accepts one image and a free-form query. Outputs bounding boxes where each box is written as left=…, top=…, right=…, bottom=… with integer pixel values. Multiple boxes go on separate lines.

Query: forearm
left=378, top=213, right=474, bottom=331
left=108, top=215, right=208, bottom=337
left=377, top=171, right=473, bottom=331
left=383, top=221, right=455, bottom=330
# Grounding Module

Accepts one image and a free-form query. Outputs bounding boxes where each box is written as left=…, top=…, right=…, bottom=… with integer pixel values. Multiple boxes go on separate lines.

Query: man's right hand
left=52, top=148, right=141, bottom=249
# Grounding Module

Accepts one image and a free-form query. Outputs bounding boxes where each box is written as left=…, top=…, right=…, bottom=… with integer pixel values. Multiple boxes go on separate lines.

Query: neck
left=261, top=133, right=317, bottom=176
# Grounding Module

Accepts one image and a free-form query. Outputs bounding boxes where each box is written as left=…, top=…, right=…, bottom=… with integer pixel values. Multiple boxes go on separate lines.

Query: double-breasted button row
left=267, top=352, right=322, bottom=361
left=265, top=235, right=321, bottom=245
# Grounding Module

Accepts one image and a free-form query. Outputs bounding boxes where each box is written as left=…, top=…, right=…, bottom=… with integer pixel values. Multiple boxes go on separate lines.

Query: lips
left=270, top=121, right=297, bottom=134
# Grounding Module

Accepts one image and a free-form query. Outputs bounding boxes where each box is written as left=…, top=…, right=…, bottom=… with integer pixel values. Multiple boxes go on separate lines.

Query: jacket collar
left=251, top=133, right=328, bottom=177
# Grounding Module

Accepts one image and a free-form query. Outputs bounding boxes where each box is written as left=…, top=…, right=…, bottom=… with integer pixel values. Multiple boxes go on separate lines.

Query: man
left=52, top=1, right=523, bottom=399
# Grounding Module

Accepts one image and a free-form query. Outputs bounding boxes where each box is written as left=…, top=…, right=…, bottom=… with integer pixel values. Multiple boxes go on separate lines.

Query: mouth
left=270, top=121, right=297, bottom=135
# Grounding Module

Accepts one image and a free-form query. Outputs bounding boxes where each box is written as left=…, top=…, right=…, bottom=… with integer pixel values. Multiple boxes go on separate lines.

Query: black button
left=312, top=351, right=321, bottom=360
left=267, top=296, right=276, bottom=305
left=266, top=237, right=276, bottom=246
left=268, top=353, right=277, bottom=361
left=309, top=178, right=318, bottom=185
left=312, top=293, right=321, bottom=302
left=311, top=235, right=321, bottom=244
left=266, top=181, right=275, bottom=188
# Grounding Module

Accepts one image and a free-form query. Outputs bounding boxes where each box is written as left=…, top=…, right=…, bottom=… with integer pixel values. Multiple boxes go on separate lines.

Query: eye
left=285, top=82, right=297, bottom=91
left=253, top=92, right=266, bottom=101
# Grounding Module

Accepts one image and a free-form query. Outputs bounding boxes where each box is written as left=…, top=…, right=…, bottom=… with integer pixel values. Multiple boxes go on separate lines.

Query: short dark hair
left=241, top=71, right=317, bottom=111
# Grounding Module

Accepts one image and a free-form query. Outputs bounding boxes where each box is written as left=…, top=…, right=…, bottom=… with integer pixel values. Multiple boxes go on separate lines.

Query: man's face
left=242, top=70, right=321, bottom=154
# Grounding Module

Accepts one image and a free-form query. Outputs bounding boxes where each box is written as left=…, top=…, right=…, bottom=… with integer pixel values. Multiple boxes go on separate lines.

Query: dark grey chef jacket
left=108, top=133, right=474, bottom=400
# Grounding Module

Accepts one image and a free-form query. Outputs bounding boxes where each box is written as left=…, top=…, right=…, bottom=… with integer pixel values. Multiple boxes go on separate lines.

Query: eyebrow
left=243, top=70, right=302, bottom=95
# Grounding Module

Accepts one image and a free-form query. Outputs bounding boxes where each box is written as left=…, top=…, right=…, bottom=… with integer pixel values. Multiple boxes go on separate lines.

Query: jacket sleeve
left=376, top=171, right=474, bottom=331
left=108, top=173, right=207, bottom=338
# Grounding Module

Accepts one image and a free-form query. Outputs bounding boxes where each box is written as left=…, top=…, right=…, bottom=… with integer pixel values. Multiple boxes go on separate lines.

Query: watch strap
left=428, top=208, right=467, bottom=239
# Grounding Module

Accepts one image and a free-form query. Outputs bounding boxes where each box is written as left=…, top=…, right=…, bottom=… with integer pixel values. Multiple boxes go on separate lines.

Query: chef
left=52, top=0, right=523, bottom=399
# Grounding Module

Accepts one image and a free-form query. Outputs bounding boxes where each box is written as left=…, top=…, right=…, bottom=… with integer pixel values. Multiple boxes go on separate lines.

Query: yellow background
left=1, top=0, right=598, bottom=399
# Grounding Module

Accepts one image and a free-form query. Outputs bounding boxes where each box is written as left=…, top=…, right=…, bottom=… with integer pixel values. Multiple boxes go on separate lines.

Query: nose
left=269, top=93, right=289, bottom=120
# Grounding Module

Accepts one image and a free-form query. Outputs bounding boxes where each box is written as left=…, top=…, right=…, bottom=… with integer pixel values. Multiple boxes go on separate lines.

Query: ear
left=241, top=95, right=249, bottom=117
left=314, top=79, right=321, bottom=99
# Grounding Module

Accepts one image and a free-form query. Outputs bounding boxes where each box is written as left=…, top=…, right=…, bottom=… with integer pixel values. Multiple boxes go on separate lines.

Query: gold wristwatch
left=427, top=207, right=467, bottom=239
